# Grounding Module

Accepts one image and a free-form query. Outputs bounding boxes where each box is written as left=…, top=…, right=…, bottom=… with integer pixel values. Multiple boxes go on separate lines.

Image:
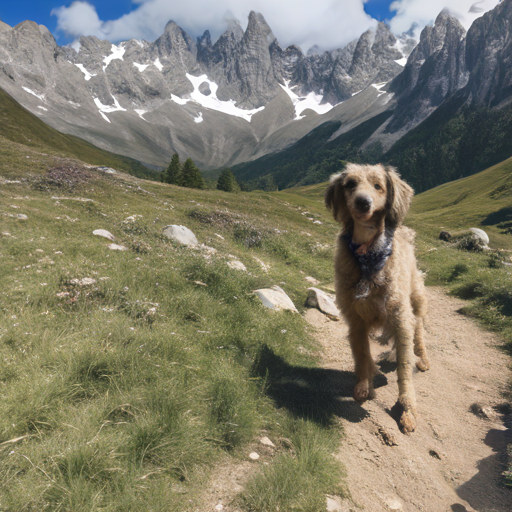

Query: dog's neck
left=351, top=213, right=385, bottom=254
left=343, top=213, right=395, bottom=299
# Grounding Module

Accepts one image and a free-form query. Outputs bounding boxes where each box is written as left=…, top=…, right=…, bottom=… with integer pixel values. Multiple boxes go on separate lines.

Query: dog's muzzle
left=355, top=195, right=372, bottom=213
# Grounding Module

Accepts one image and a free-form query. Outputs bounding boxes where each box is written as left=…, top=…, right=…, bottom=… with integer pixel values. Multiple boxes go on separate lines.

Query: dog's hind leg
left=348, top=317, right=377, bottom=403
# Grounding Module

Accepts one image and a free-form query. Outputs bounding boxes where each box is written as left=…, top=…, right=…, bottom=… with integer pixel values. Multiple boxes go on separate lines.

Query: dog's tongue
left=355, top=243, right=370, bottom=255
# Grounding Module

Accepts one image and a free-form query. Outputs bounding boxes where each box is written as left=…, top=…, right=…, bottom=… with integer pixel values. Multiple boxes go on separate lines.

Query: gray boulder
left=163, top=225, right=198, bottom=246
left=93, top=229, right=115, bottom=241
left=469, top=228, right=489, bottom=245
left=306, top=287, right=340, bottom=320
left=254, top=285, right=298, bottom=312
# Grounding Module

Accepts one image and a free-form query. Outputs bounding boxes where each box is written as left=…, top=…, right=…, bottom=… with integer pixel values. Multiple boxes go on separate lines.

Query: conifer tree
left=181, top=158, right=204, bottom=189
left=164, top=153, right=182, bottom=185
left=216, top=168, right=239, bottom=192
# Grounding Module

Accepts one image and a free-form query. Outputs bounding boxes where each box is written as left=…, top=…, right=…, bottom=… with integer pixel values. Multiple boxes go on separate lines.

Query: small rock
left=38, top=257, right=55, bottom=265
left=306, top=288, right=340, bottom=319
left=249, top=452, right=260, bottom=461
left=429, top=449, right=442, bottom=460
left=253, top=257, right=270, bottom=273
left=214, top=233, right=224, bottom=240
left=16, top=214, right=28, bottom=220
left=56, top=292, right=70, bottom=298
left=313, top=220, right=322, bottom=225
left=162, top=225, right=198, bottom=246
left=384, top=497, right=403, bottom=511
left=253, top=286, right=298, bottom=313
left=35, top=249, right=44, bottom=253
left=227, top=260, right=247, bottom=272
left=193, top=281, right=207, bottom=286
left=1, top=232, right=11, bottom=236
left=214, top=505, right=223, bottom=511
left=70, top=278, right=96, bottom=286
left=93, top=229, right=115, bottom=241
left=326, top=496, right=343, bottom=511
left=305, top=276, right=320, bottom=285
left=470, top=403, right=497, bottom=420
left=108, top=243, right=128, bottom=251
left=259, top=437, right=276, bottom=448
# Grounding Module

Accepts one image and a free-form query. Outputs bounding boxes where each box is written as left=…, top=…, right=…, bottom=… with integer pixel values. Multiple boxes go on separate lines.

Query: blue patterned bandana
left=342, top=229, right=394, bottom=299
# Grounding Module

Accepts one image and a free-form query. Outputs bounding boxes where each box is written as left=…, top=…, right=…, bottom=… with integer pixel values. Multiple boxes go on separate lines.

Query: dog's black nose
left=355, top=195, right=372, bottom=213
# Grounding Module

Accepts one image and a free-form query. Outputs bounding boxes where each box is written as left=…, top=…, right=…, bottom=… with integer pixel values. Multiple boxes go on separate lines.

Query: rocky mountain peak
left=244, top=11, right=276, bottom=47
left=154, top=20, right=197, bottom=58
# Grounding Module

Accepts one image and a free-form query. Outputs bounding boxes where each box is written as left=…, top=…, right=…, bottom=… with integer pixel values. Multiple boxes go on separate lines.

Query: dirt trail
left=305, top=287, right=512, bottom=512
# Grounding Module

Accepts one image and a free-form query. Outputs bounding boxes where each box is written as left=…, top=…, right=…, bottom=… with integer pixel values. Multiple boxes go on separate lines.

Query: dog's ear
left=325, top=171, right=350, bottom=225
left=385, top=167, right=414, bottom=228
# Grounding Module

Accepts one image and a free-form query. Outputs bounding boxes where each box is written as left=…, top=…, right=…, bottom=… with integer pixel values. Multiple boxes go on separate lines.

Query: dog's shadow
left=253, top=345, right=388, bottom=426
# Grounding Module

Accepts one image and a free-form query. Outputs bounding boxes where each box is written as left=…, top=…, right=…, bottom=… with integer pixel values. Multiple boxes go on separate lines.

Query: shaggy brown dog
left=325, top=163, right=430, bottom=433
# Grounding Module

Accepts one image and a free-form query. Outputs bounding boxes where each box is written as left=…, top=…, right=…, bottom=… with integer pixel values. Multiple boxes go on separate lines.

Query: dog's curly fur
left=325, top=163, right=430, bottom=433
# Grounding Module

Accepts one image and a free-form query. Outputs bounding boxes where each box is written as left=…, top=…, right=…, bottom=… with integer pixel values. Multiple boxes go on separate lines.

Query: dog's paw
left=415, top=358, right=430, bottom=372
left=399, top=410, right=416, bottom=434
left=354, top=380, right=371, bottom=403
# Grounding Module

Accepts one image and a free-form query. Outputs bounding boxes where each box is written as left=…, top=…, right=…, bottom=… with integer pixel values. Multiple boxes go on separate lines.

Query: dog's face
left=325, top=163, right=414, bottom=230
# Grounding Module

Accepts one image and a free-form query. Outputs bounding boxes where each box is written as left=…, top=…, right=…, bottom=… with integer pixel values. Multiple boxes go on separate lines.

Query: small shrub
left=448, top=263, right=469, bottom=281
left=233, top=225, right=266, bottom=248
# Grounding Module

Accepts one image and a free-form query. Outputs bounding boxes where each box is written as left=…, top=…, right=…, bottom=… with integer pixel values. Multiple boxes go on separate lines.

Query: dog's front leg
left=393, top=313, right=417, bottom=433
left=348, top=317, right=377, bottom=403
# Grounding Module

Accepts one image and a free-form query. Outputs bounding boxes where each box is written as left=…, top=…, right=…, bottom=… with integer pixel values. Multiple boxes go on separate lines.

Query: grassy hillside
left=0, top=87, right=158, bottom=180
left=0, top=133, right=349, bottom=510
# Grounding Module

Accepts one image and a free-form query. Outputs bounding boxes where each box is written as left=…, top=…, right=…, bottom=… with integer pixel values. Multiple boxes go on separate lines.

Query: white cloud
left=389, top=0, right=501, bottom=36
left=51, top=0, right=501, bottom=52
left=52, top=0, right=377, bottom=52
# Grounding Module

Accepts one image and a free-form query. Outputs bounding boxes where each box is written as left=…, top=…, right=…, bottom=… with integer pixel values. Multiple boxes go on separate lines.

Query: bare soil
left=305, top=287, right=512, bottom=512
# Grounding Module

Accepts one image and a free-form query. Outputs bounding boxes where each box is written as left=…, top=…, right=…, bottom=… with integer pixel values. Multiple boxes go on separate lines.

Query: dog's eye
left=345, top=180, right=356, bottom=189
left=374, top=183, right=382, bottom=190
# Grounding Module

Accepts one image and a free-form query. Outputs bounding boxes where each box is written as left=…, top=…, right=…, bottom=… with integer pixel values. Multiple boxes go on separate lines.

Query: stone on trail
left=93, top=229, right=115, bottom=241
left=306, top=287, right=340, bottom=320
left=253, top=285, right=298, bottom=313
left=305, top=276, right=320, bottom=285
left=162, top=225, right=198, bottom=246
left=248, top=452, right=260, bottom=461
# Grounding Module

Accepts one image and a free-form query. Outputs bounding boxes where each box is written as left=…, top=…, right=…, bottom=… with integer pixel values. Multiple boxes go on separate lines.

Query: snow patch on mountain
left=371, top=83, right=388, bottom=97
left=133, top=62, right=149, bottom=72
left=395, top=57, right=408, bottom=67
left=135, top=109, right=148, bottom=121
left=103, top=44, right=125, bottom=71
left=154, top=58, right=163, bottom=71
left=22, top=87, right=45, bottom=101
left=75, top=63, right=96, bottom=80
left=194, top=112, right=203, bottom=123
left=169, top=74, right=265, bottom=122
left=279, top=81, right=334, bottom=120
left=94, top=95, right=126, bottom=122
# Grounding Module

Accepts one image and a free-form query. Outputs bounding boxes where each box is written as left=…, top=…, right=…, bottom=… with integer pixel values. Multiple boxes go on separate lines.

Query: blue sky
left=0, top=1, right=500, bottom=50
left=0, top=1, right=395, bottom=33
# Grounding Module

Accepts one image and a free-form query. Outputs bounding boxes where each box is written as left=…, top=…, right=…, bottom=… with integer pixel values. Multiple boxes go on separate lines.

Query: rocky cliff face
left=386, top=10, right=468, bottom=133
left=382, top=0, right=512, bottom=137
left=0, top=11, right=412, bottom=169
